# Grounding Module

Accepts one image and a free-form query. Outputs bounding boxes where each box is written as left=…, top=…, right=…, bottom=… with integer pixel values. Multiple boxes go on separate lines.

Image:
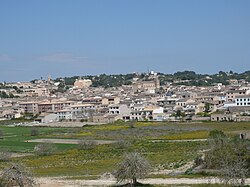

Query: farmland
left=0, top=120, right=249, bottom=185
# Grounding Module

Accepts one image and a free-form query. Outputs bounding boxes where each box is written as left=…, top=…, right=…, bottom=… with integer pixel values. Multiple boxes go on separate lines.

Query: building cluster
left=1, top=73, right=250, bottom=123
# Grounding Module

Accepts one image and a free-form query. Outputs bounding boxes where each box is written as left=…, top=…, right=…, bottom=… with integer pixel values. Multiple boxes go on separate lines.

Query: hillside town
left=1, top=71, right=250, bottom=124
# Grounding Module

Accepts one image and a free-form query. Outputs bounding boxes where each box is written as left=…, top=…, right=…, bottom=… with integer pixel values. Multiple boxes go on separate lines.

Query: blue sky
left=0, top=0, right=250, bottom=82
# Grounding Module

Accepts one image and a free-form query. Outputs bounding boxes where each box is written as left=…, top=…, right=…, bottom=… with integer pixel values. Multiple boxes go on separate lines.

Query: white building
left=109, top=104, right=131, bottom=116
left=235, top=95, right=250, bottom=106
left=56, top=109, right=73, bottom=120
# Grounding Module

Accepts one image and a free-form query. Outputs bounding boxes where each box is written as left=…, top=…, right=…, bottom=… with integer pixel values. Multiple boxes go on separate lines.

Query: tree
left=0, top=162, right=36, bottom=187
left=203, top=132, right=249, bottom=186
left=175, top=110, right=185, bottom=119
left=114, top=152, right=151, bottom=186
left=204, top=102, right=211, bottom=113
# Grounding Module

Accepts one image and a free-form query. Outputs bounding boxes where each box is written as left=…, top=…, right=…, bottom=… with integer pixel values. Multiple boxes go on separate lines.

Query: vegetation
left=0, top=91, right=15, bottom=98
left=0, top=129, right=3, bottom=139
left=203, top=130, right=250, bottom=186
left=0, top=120, right=249, bottom=185
left=34, top=142, right=57, bottom=156
left=30, top=128, right=39, bottom=136
left=78, top=139, right=96, bottom=150
left=0, top=162, right=36, bottom=187
left=115, top=152, right=151, bottom=186
left=54, top=70, right=250, bottom=88
left=0, top=149, right=11, bottom=162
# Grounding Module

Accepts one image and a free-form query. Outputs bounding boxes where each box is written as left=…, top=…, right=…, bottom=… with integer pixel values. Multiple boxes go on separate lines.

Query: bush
left=30, top=127, right=39, bottom=136
left=185, top=168, right=193, bottom=175
left=0, top=129, right=3, bottom=139
left=34, top=142, right=56, bottom=156
left=0, top=149, right=11, bottom=162
left=80, top=119, right=88, bottom=122
left=78, top=139, right=96, bottom=150
left=194, top=155, right=204, bottom=167
left=208, top=129, right=226, bottom=139
left=127, top=121, right=136, bottom=128
left=114, top=140, right=131, bottom=149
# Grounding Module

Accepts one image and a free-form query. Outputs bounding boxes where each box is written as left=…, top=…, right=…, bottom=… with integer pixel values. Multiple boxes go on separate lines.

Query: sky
left=0, top=0, right=250, bottom=82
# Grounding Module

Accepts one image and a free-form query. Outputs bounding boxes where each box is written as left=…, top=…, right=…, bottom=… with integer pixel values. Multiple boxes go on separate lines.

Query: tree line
left=52, top=70, right=250, bottom=88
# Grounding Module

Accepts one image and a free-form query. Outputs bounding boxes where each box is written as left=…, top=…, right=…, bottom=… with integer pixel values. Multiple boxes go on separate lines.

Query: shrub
left=194, top=155, right=204, bottom=168
left=78, top=139, right=96, bottom=150
left=0, top=149, right=11, bottom=162
left=114, top=140, right=131, bottom=149
left=80, top=119, right=88, bottom=122
left=0, top=129, right=3, bottom=139
left=34, top=142, right=56, bottom=156
left=30, top=127, right=39, bottom=136
left=127, top=121, right=136, bottom=128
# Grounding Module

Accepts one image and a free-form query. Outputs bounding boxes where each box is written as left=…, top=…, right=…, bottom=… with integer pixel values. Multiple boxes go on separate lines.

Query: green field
left=0, top=120, right=249, bottom=178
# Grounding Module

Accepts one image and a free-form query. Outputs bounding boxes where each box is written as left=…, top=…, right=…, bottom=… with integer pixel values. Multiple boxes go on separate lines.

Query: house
left=157, top=97, right=178, bottom=108
left=3, top=112, right=22, bottom=119
left=56, top=109, right=73, bottom=120
left=82, top=97, right=102, bottom=105
left=132, top=77, right=160, bottom=93
left=21, top=87, right=49, bottom=97
left=213, top=95, right=226, bottom=105
left=235, top=95, right=250, bottom=106
left=35, top=113, right=58, bottom=123
left=2, top=107, right=23, bottom=119
left=152, top=107, right=165, bottom=121
left=70, top=104, right=96, bottom=119
left=109, top=104, right=131, bottom=115
left=38, top=100, right=74, bottom=113
left=210, top=112, right=234, bottom=121
left=175, top=98, right=195, bottom=110
left=102, top=96, right=120, bottom=105
left=19, top=101, right=39, bottom=114
left=226, top=90, right=246, bottom=102
left=91, top=113, right=122, bottom=123
left=130, top=110, right=143, bottom=121
left=140, top=106, right=164, bottom=121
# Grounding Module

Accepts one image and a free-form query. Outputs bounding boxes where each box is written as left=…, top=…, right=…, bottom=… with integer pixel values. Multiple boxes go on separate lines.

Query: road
left=37, top=177, right=250, bottom=187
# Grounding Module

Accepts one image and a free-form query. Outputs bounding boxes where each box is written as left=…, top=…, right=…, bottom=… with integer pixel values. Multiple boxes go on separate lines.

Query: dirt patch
left=36, top=177, right=250, bottom=187
left=11, top=153, right=33, bottom=158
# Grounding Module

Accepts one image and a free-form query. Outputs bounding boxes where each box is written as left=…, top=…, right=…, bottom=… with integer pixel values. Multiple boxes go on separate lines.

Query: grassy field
left=0, top=120, right=249, bottom=178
